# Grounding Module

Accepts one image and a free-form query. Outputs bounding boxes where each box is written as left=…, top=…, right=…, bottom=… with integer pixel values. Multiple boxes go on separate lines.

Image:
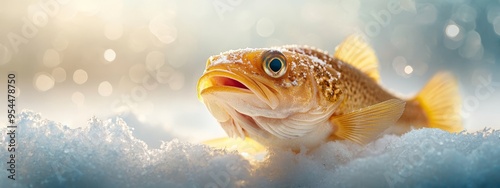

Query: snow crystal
left=1, top=111, right=499, bottom=187
left=310, top=55, right=327, bottom=65
left=209, top=48, right=258, bottom=66
left=209, top=55, right=231, bottom=66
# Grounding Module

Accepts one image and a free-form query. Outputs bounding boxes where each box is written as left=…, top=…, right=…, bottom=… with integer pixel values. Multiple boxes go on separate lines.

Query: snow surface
left=1, top=111, right=500, bottom=188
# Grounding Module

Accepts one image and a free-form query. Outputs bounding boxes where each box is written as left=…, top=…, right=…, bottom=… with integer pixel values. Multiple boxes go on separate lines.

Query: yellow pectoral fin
left=331, top=99, right=406, bottom=145
left=203, top=137, right=267, bottom=158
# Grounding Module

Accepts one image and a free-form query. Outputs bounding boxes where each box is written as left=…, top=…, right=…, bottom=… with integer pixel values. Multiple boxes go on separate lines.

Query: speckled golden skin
left=198, top=38, right=460, bottom=150
left=282, top=46, right=427, bottom=130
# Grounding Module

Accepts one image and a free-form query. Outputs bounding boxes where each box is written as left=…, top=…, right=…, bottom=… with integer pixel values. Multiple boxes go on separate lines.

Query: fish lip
left=197, top=69, right=258, bottom=100
left=197, top=68, right=280, bottom=109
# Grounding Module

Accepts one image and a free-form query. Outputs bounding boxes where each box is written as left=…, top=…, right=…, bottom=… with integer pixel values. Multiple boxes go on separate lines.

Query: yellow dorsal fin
left=413, top=72, right=462, bottom=132
left=330, top=99, right=405, bottom=144
left=334, top=35, right=380, bottom=82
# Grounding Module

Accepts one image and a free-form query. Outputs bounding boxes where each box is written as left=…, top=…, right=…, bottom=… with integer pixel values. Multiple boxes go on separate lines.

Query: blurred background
left=0, top=0, right=499, bottom=148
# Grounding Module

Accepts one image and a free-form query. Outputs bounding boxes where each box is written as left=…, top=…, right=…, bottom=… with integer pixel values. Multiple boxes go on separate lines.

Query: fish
left=197, top=35, right=462, bottom=151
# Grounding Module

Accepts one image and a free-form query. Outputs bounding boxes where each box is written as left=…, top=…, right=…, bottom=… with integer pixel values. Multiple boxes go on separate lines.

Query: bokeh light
left=52, top=67, right=67, bottom=83
left=445, top=24, right=460, bottom=38
left=256, top=17, right=275, bottom=37
left=73, top=69, right=88, bottom=85
left=98, top=81, right=113, bottom=96
left=493, top=17, right=500, bottom=36
left=459, top=31, right=483, bottom=60
left=404, top=65, right=413, bottom=75
left=34, top=73, right=55, bottom=92
left=72, top=91, right=85, bottom=106
left=0, top=0, right=499, bottom=145
left=149, top=14, right=177, bottom=44
left=104, top=49, right=116, bottom=62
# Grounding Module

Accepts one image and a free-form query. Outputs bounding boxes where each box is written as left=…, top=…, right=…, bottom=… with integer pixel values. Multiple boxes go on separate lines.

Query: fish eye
left=262, top=50, right=287, bottom=78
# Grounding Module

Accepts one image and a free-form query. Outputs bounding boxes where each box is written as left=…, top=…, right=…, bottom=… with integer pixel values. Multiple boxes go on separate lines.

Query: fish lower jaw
left=255, top=121, right=333, bottom=151
left=226, top=108, right=334, bottom=151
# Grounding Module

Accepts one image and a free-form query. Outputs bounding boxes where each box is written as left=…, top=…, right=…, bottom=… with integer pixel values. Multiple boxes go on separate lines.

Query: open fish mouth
left=210, top=76, right=249, bottom=90
left=197, top=69, right=254, bottom=100
left=198, top=67, right=281, bottom=139
left=197, top=68, right=279, bottom=109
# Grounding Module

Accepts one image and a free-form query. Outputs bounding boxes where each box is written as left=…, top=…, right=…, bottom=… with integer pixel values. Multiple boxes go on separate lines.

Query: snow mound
left=1, top=111, right=499, bottom=187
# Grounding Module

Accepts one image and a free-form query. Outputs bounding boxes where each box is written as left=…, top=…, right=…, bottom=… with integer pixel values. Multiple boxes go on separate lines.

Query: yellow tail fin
left=413, top=72, right=462, bottom=132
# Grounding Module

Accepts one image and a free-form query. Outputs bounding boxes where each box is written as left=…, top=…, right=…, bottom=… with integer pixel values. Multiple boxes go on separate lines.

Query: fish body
left=197, top=35, right=462, bottom=151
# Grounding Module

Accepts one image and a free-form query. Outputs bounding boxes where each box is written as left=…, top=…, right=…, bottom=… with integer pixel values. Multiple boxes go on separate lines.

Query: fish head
left=197, top=47, right=341, bottom=147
